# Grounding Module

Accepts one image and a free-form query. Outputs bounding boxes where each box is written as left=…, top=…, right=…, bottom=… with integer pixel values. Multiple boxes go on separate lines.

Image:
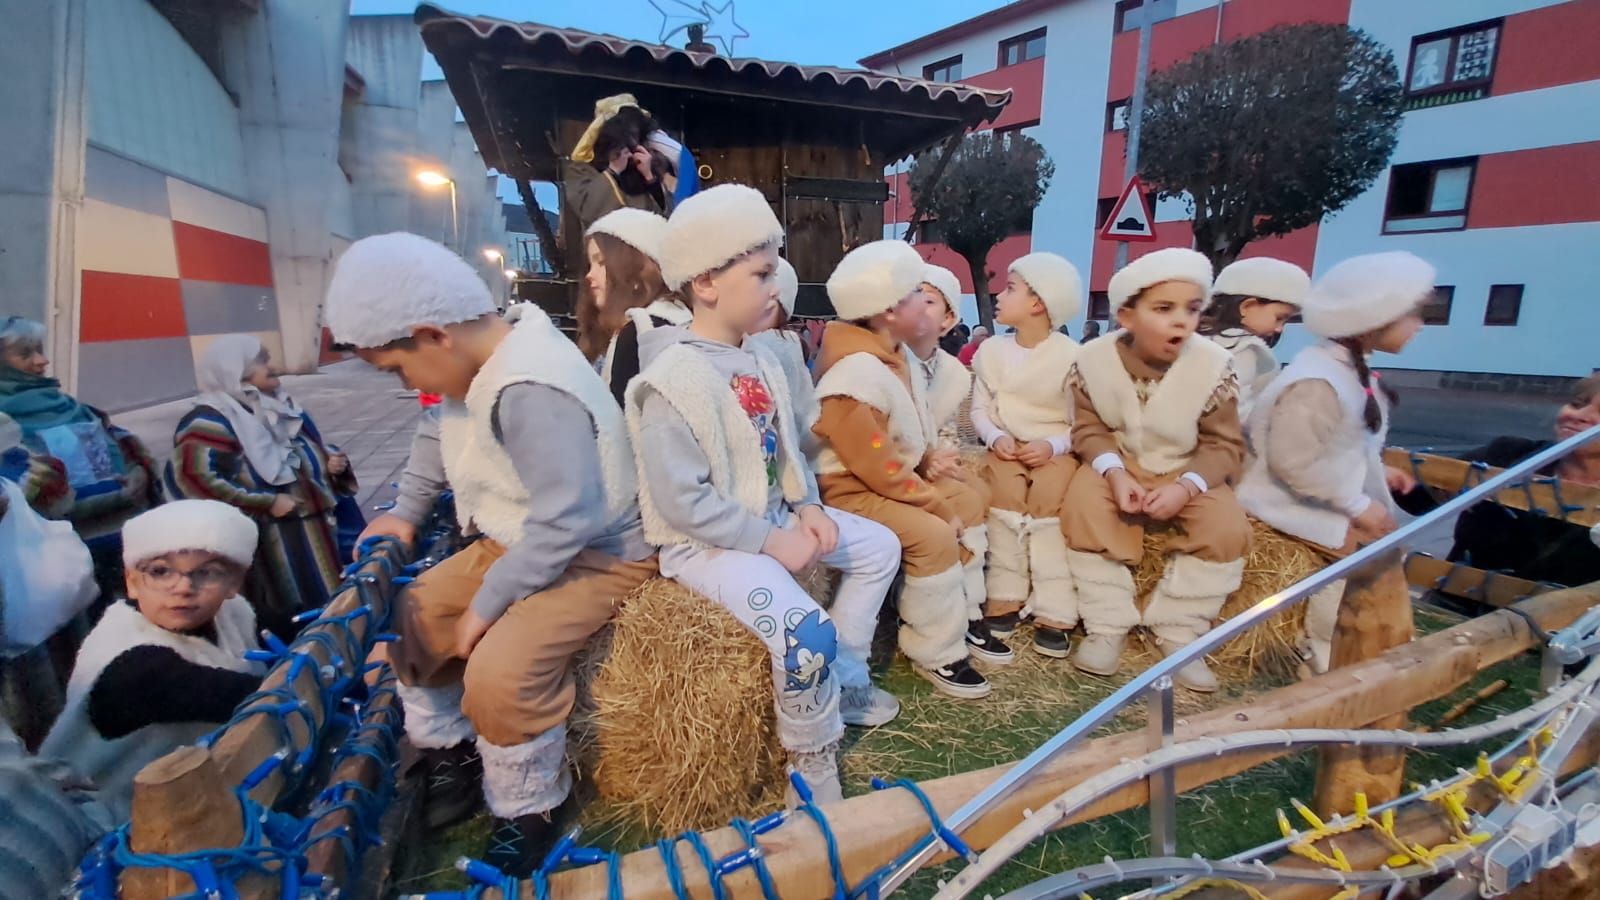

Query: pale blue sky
left=351, top=0, right=1000, bottom=73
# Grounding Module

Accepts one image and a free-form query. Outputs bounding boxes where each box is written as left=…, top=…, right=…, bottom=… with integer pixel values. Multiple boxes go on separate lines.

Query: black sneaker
left=483, top=811, right=562, bottom=878
left=915, top=657, right=992, bottom=700
left=1032, top=625, right=1072, bottom=659
left=985, top=611, right=1021, bottom=639
left=965, top=619, right=1015, bottom=665
left=420, top=742, right=483, bottom=830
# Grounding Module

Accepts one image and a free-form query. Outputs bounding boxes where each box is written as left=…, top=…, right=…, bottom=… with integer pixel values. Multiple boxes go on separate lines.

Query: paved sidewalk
left=111, top=359, right=424, bottom=515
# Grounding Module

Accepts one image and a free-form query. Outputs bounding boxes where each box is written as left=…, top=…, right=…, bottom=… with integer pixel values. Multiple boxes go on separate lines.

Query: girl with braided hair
left=1237, top=251, right=1432, bottom=675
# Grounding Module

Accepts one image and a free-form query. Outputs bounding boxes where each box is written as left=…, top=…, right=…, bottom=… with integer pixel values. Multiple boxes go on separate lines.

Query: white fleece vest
left=1074, top=333, right=1233, bottom=475
left=1211, top=331, right=1280, bottom=423
left=40, top=597, right=261, bottom=819
left=905, top=347, right=972, bottom=447
left=812, top=351, right=927, bottom=477
left=439, top=310, right=638, bottom=546
left=745, top=331, right=820, bottom=455
left=1237, top=341, right=1391, bottom=549
left=601, top=298, right=693, bottom=383
left=625, top=341, right=811, bottom=548
left=971, top=333, right=1077, bottom=443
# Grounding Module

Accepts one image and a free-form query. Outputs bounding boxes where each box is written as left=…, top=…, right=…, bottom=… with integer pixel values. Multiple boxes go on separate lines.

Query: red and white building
left=863, top=0, right=1600, bottom=381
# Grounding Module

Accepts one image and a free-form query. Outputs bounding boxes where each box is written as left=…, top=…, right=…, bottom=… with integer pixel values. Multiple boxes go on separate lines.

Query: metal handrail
left=876, top=422, right=1600, bottom=894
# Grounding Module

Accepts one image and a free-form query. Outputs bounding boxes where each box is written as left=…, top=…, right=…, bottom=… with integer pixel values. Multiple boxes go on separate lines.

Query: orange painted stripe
left=1495, top=0, right=1600, bottom=98
left=1468, top=141, right=1600, bottom=230
left=173, top=221, right=274, bottom=286
left=79, top=271, right=188, bottom=343
left=965, top=55, right=1045, bottom=131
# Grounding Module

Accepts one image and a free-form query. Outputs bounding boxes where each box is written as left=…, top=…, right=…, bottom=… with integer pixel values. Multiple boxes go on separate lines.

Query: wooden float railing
left=543, top=582, right=1600, bottom=898
left=121, top=538, right=411, bottom=899
left=1385, top=447, right=1600, bottom=528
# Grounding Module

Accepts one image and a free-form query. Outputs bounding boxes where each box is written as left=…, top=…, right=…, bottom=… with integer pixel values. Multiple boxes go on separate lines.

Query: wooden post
left=545, top=585, right=1600, bottom=899
left=1313, top=553, right=1415, bottom=815
left=302, top=668, right=403, bottom=889
left=122, top=747, right=273, bottom=900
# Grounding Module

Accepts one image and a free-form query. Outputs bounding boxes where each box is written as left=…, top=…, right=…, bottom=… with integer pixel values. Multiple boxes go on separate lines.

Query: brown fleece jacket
left=1070, top=334, right=1245, bottom=489
left=811, top=321, right=956, bottom=521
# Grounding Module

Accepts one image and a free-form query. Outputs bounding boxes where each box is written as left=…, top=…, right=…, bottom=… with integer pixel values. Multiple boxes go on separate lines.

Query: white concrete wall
left=86, top=0, right=248, bottom=199
left=1287, top=0, right=1600, bottom=377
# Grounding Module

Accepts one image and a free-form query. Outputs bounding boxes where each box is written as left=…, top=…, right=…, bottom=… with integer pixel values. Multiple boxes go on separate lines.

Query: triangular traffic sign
left=1099, top=176, right=1158, bottom=243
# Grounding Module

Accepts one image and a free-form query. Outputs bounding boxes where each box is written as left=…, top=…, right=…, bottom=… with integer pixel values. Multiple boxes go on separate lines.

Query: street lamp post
left=415, top=170, right=459, bottom=251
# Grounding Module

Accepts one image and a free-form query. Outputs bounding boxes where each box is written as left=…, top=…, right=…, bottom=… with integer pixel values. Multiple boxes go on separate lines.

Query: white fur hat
left=1301, top=251, right=1436, bottom=339
left=776, top=257, right=799, bottom=316
left=586, top=208, right=667, bottom=266
left=325, top=233, right=495, bottom=349
left=1008, top=253, right=1083, bottom=330
left=827, top=240, right=926, bottom=322
left=1213, top=257, right=1311, bottom=308
left=922, top=264, right=962, bottom=317
left=123, top=499, right=258, bottom=569
left=1107, top=247, right=1214, bottom=315
left=660, top=184, right=783, bottom=290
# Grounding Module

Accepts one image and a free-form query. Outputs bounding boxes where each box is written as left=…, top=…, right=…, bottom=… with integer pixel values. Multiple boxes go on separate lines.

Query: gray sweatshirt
left=390, top=385, right=651, bottom=621
left=634, top=326, right=821, bottom=554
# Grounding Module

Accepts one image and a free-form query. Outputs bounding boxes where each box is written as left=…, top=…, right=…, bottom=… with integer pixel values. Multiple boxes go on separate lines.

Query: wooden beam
left=1407, top=553, right=1556, bottom=608
left=1384, top=448, right=1600, bottom=527
left=124, top=544, right=405, bottom=878
left=122, top=747, right=274, bottom=899
left=544, top=584, right=1600, bottom=899
left=1314, top=557, right=1414, bottom=814
left=302, top=666, right=403, bottom=889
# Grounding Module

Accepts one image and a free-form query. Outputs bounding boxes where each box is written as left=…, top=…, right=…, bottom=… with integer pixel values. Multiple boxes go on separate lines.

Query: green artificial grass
left=389, top=605, right=1550, bottom=897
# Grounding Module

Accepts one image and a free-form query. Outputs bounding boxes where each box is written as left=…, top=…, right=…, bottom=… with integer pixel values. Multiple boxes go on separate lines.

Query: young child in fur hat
left=1200, top=257, right=1311, bottom=420
left=41, top=500, right=265, bottom=818
left=907, top=264, right=995, bottom=650
left=324, top=232, right=657, bottom=875
left=811, top=241, right=993, bottom=699
left=582, top=208, right=690, bottom=404
left=1064, top=247, right=1250, bottom=693
left=746, top=257, right=821, bottom=460
left=626, top=185, right=902, bottom=805
left=1238, top=252, right=1430, bottom=675
left=970, top=253, right=1083, bottom=661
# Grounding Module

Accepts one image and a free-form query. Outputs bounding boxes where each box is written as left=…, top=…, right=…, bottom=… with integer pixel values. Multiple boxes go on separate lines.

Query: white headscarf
left=194, top=335, right=303, bottom=486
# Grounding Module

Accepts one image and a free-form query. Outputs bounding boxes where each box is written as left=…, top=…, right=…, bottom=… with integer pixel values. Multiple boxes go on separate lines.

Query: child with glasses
left=41, top=500, right=266, bottom=817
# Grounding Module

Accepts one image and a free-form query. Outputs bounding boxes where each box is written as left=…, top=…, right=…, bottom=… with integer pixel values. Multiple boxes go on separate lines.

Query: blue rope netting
left=71, top=520, right=444, bottom=898
left=74, top=508, right=994, bottom=900
left=417, top=772, right=974, bottom=900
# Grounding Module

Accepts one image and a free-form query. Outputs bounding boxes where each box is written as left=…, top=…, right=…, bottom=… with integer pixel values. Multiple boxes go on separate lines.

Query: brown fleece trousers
left=820, top=473, right=988, bottom=577
left=984, top=453, right=1078, bottom=518
left=387, top=539, right=657, bottom=746
left=1059, top=463, right=1251, bottom=566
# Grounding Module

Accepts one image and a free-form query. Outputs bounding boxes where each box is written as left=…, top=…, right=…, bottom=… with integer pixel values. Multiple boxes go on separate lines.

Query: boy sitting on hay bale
left=324, top=233, right=658, bottom=876
left=1063, top=248, right=1251, bottom=694
left=625, top=185, right=903, bottom=806
left=908, top=263, right=993, bottom=643
left=969, top=253, right=1083, bottom=661
left=811, top=241, right=994, bottom=699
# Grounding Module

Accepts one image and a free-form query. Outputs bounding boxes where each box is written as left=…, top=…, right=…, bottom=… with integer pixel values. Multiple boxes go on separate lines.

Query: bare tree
left=909, top=132, right=1054, bottom=331
left=1138, top=23, right=1403, bottom=267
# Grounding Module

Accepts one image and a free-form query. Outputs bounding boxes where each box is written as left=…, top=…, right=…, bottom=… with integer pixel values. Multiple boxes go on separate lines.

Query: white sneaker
left=785, top=743, right=844, bottom=807
left=840, top=684, right=900, bottom=727
left=1072, top=632, right=1127, bottom=677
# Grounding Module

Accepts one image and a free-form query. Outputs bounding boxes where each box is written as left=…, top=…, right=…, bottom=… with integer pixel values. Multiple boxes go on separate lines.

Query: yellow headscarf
left=571, top=94, right=652, bottom=164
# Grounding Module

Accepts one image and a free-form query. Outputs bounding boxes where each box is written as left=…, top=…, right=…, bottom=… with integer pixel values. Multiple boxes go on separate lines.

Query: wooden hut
left=416, top=3, right=1010, bottom=318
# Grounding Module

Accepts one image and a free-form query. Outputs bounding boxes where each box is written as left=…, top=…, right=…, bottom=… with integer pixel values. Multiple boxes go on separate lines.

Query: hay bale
left=571, top=569, right=835, bottom=834
left=1133, top=519, right=1327, bottom=680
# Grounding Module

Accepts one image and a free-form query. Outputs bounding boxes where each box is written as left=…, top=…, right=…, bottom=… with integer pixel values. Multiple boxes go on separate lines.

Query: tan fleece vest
left=1074, top=332, right=1232, bottom=475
